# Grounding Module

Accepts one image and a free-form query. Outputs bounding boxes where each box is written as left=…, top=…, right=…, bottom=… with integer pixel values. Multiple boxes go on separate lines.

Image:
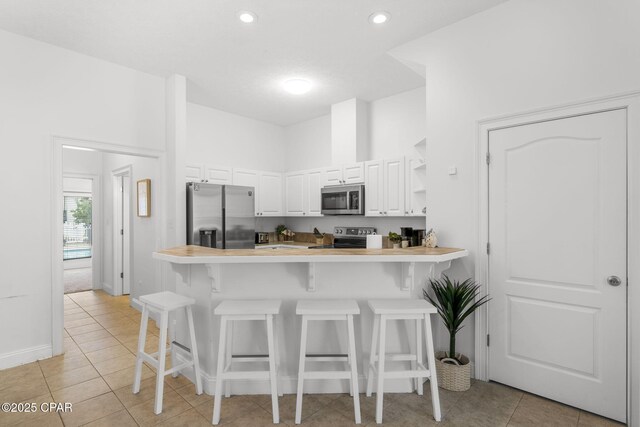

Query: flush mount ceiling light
left=283, top=78, right=312, bottom=95
left=369, top=11, right=391, bottom=24
left=237, top=11, right=257, bottom=24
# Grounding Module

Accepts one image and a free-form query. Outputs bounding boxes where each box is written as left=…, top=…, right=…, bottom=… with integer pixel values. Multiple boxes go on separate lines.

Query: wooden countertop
left=153, top=245, right=468, bottom=265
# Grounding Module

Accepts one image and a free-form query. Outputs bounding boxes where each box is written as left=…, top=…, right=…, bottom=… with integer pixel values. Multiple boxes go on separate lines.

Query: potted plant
left=276, top=224, right=287, bottom=242
left=388, top=232, right=402, bottom=249
left=423, top=275, right=490, bottom=391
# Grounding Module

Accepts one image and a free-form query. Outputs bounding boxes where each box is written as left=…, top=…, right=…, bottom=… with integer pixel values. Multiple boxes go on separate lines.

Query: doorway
left=485, top=110, right=627, bottom=421
left=113, top=166, right=131, bottom=296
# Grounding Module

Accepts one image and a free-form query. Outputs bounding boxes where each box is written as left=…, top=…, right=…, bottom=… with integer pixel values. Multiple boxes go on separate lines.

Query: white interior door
left=488, top=109, right=627, bottom=422
left=113, top=172, right=131, bottom=296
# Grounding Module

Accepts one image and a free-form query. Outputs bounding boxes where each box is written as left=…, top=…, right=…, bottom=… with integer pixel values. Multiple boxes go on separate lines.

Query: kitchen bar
left=152, top=244, right=467, bottom=395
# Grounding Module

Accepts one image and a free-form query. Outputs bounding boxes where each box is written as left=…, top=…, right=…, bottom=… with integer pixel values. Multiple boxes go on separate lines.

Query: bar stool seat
left=366, top=299, right=441, bottom=424
left=133, top=291, right=203, bottom=415
left=295, top=299, right=361, bottom=424
left=213, top=299, right=281, bottom=425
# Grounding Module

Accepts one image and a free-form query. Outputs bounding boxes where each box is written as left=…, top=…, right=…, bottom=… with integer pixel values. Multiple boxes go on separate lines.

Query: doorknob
left=607, top=276, right=622, bottom=287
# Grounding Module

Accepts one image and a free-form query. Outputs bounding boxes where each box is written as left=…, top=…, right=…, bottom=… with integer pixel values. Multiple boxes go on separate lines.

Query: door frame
left=51, top=135, right=165, bottom=358
left=112, top=165, right=132, bottom=296
left=62, top=172, right=101, bottom=291
left=474, top=91, right=640, bottom=424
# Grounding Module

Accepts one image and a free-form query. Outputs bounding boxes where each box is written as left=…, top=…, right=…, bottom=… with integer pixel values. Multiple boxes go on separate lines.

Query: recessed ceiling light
left=238, top=11, right=257, bottom=24
left=283, top=79, right=312, bottom=95
left=369, top=11, right=391, bottom=24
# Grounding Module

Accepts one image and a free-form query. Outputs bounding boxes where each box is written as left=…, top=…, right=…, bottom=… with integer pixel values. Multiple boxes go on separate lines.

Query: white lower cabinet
left=364, top=158, right=405, bottom=216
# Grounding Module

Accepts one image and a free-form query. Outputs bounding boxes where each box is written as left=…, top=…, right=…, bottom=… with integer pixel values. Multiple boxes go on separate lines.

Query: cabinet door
left=259, top=172, right=283, bottom=216
left=405, top=157, right=426, bottom=216
left=206, top=166, right=233, bottom=185
left=384, top=158, right=405, bottom=216
left=364, top=160, right=384, bottom=216
left=232, top=169, right=260, bottom=215
left=306, top=169, right=323, bottom=216
left=285, top=172, right=305, bottom=216
left=343, top=163, right=364, bottom=184
left=322, top=167, right=343, bottom=186
left=186, top=164, right=203, bottom=183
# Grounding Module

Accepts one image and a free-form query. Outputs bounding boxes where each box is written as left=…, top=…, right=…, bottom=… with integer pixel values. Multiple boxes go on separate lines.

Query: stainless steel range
left=309, top=226, right=377, bottom=249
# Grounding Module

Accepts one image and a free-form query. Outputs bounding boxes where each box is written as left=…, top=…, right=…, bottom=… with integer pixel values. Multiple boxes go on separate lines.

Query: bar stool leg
left=266, top=314, right=280, bottom=424
left=347, top=314, right=362, bottom=424
left=424, top=314, right=441, bottom=422
left=295, top=316, right=308, bottom=424
left=169, top=312, right=178, bottom=378
left=154, top=310, right=169, bottom=415
left=225, top=320, right=233, bottom=398
left=366, top=314, right=380, bottom=397
left=186, top=305, right=203, bottom=395
left=133, top=304, right=149, bottom=394
left=375, top=315, right=387, bottom=424
left=213, top=316, right=228, bottom=425
left=416, top=319, right=423, bottom=396
left=273, top=314, right=283, bottom=397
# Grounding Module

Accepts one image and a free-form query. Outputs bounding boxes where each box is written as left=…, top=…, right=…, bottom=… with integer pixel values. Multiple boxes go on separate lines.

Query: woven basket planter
left=435, top=351, right=471, bottom=392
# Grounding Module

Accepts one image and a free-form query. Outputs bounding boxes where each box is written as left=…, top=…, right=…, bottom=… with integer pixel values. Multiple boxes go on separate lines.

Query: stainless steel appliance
left=186, top=182, right=256, bottom=249
left=309, top=226, right=376, bottom=249
left=320, top=184, right=365, bottom=215
left=255, top=232, right=270, bottom=244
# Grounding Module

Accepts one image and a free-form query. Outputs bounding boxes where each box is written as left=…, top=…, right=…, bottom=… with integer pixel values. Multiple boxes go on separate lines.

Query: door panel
left=488, top=109, right=627, bottom=422
left=307, top=169, right=323, bottom=216
left=285, top=172, right=305, bottom=216
left=364, top=160, right=383, bottom=216
left=259, top=172, right=283, bottom=216
left=322, top=167, right=343, bottom=186
left=206, top=166, right=232, bottom=185
left=232, top=169, right=259, bottom=215
left=343, top=163, right=364, bottom=183
left=384, top=158, right=405, bottom=216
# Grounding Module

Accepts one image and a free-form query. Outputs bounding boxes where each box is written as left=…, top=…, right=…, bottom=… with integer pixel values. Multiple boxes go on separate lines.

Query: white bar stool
left=295, top=299, right=361, bottom=425
left=212, top=300, right=281, bottom=425
left=366, top=299, right=441, bottom=424
left=132, top=291, right=203, bottom=415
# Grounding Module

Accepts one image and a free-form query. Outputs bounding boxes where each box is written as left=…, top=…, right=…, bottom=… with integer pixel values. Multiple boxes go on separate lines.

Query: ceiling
left=0, top=0, right=506, bottom=126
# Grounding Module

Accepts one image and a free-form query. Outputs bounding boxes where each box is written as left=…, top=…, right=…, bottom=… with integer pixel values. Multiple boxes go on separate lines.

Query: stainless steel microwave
left=321, top=184, right=365, bottom=215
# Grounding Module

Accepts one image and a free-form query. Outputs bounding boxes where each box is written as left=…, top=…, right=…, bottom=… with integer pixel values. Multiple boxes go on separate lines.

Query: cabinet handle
left=303, top=212, right=306, bottom=215
left=379, top=211, right=382, bottom=215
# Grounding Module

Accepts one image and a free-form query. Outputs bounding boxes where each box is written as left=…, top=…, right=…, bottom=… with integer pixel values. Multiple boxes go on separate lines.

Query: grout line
left=505, top=392, right=524, bottom=426
left=35, top=354, right=64, bottom=426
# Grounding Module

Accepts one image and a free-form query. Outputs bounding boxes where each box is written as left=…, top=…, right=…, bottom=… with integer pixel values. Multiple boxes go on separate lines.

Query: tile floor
left=0, top=290, right=626, bottom=426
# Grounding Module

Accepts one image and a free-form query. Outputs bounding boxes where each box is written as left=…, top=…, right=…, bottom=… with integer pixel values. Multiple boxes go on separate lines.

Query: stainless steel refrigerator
left=186, top=182, right=256, bottom=249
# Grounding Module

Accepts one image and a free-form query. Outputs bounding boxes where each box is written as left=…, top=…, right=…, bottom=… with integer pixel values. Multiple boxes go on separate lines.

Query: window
left=63, top=195, right=92, bottom=260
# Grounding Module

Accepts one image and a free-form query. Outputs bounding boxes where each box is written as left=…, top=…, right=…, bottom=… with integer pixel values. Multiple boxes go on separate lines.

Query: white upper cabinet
left=364, top=158, right=405, bottom=216
left=258, top=171, right=283, bottom=216
left=364, top=160, right=384, bottom=216
left=186, top=164, right=233, bottom=184
left=186, top=164, right=204, bottom=182
left=285, top=169, right=323, bottom=217
left=342, top=163, right=365, bottom=184
left=321, top=163, right=364, bottom=186
left=285, top=171, right=305, bottom=216
left=384, top=158, right=405, bottom=216
left=322, top=167, right=343, bottom=186
left=232, top=169, right=260, bottom=215
left=205, top=166, right=233, bottom=184
left=306, top=169, right=323, bottom=216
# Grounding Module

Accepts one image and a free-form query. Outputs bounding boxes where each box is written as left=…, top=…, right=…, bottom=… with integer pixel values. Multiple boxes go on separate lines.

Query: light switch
left=448, top=166, right=457, bottom=175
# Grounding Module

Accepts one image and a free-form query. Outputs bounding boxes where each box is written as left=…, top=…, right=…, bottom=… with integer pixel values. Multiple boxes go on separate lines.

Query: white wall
left=187, top=102, right=286, bottom=172
left=101, top=153, right=161, bottom=300
left=369, top=87, right=426, bottom=160
left=391, top=0, right=640, bottom=374
left=0, top=29, right=165, bottom=368
left=284, top=114, right=331, bottom=171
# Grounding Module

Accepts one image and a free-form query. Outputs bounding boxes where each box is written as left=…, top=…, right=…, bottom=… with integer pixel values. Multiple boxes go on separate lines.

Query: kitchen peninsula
left=153, top=244, right=467, bottom=395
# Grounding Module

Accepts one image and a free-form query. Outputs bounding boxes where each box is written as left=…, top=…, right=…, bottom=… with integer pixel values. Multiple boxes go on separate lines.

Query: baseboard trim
left=0, top=344, right=52, bottom=370
left=102, top=282, right=113, bottom=295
